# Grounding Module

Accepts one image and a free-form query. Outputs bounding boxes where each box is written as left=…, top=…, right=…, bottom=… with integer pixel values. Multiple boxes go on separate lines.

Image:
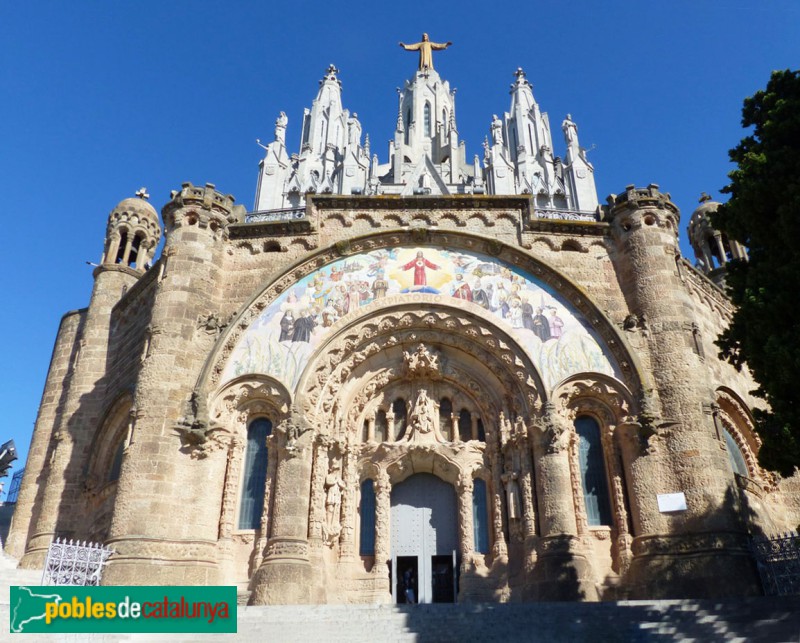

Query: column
left=372, top=469, right=391, bottom=576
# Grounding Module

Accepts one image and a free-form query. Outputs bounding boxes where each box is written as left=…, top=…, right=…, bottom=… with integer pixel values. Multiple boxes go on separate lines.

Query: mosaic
left=221, top=247, right=618, bottom=391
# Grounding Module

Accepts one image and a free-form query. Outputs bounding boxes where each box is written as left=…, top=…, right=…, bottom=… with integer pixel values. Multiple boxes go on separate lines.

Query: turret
left=102, top=188, right=161, bottom=270
left=688, top=193, right=748, bottom=285
left=104, top=182, right=244, bottom=586
left=607, top=185, right=760, bottom=598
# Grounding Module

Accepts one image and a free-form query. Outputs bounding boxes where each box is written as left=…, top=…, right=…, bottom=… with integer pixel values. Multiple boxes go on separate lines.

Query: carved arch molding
left=200, top=230, right=644, bottom=398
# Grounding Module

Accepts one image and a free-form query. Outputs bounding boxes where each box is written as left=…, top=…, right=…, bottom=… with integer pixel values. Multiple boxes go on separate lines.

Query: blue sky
left=1, top=1, right=798, bottom=491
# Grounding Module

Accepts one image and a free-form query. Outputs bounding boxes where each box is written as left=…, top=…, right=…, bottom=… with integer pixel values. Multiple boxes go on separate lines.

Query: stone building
left=7, top=52, right=800, bottom=605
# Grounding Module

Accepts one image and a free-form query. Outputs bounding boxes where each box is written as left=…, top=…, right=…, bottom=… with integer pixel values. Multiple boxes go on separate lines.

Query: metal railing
left=5, top=468, right=23, bottom=503
left=41, top=538, right=113, bottom=586
left=245, top=207, right=306, bottom=224
left=532, top=207, right=598, bottom=222
left=751, top=531, right=800, bottom=596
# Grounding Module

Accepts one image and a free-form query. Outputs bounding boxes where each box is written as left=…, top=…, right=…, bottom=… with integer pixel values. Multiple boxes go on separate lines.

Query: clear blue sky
left=1, top=2, right=798, bottom=491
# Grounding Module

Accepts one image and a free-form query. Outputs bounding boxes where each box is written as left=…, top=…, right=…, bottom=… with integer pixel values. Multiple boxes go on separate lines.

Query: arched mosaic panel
left=222, top=247, right=619, bottom=391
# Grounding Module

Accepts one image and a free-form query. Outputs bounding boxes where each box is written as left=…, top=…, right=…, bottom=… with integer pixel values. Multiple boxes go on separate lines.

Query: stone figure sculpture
left=274, top=111, right=288, bottom=145
left=323, top=466, right=345, bottom=545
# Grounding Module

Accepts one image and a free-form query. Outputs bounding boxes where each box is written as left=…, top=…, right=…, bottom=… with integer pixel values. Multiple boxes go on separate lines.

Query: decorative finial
left=135, top=187, right=150, bottom=200
left=325, top=64, right=339, bottom=77
left=699, top=192, right=712, bottom=203
left=515, top=67, right=526, bottom=79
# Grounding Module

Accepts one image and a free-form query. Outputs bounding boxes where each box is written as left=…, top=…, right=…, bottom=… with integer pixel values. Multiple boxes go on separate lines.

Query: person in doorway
left=403, top=568, right=416, bottom=604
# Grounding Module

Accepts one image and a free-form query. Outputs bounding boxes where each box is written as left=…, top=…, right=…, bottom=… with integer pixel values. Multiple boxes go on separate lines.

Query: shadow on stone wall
left=619, top=484, right=764, bottom=600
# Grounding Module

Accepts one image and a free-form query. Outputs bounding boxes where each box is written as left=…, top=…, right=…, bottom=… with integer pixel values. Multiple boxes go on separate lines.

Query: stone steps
left=1, top=572, right=799, bottom=643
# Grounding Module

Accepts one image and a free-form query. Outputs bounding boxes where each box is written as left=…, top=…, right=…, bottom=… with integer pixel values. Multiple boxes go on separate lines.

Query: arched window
left=575, top=416, right=612, bottom=527
left=375, top=410, right=388, bottom=443
left=359, top=479, right=376, bottom=556
left=108, top=441, right=125, bottom=482
left=393, top=398, right=407, bottom=440
left=458, top=409, right=471, bottom=442
left=477, top=418, right=486, bottom=442
left=238, top=418, right=272, bottom=530
left=723, top=428, right=748, bottom=477
left=424, top=102, right=431, bottom=137
left=473, top=479, right=490, bottom=554
left=128, top=234, right=142, bottom=267
left=115, top=231, right=128, bottom=263
left=439, top=398, right=453, bottom=441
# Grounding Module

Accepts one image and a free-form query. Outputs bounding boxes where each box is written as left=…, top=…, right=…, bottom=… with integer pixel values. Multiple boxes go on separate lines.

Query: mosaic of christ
left=222, top=247, right=619, bottom=391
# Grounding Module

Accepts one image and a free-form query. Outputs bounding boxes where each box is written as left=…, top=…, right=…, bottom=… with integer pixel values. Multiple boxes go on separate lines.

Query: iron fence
left=751, top=531, right=800, bottom=596
left=41, top=538, right=113, bottom=586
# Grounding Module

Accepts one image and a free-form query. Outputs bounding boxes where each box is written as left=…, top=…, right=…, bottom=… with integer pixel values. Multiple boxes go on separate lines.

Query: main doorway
left=390, top=473, right=458, bottom=604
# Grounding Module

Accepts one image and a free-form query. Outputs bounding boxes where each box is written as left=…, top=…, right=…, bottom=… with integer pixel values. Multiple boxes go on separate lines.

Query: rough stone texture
left=7, top=182, right=799, bottom=605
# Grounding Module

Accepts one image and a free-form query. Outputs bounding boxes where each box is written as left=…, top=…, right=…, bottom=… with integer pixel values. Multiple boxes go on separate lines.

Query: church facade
left=8, top=48, right=800, bottom=604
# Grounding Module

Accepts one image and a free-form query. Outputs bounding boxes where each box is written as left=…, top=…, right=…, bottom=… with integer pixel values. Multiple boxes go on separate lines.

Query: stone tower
left=688, top=193, right=748, bottom=285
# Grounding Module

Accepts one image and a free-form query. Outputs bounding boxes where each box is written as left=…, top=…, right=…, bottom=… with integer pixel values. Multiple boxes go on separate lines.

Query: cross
left=135, top=187, right=150, bottom=200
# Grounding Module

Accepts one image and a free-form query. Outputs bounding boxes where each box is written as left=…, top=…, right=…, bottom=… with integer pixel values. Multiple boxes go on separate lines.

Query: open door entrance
left=431, top=554, right=455, bottom=603
left=395, top=556, right=418, bottom=604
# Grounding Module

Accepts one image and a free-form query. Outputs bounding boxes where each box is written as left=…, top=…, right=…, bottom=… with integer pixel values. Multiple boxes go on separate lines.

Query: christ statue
left=399, top=33, right=452, bottom=70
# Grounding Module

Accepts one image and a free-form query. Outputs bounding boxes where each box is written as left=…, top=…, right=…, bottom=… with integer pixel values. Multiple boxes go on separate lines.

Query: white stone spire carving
left=254, top=65, right=370, bottom=210
left=253, top=64, right=598, bottom=212
left=484, top=68, right=598, bottom=211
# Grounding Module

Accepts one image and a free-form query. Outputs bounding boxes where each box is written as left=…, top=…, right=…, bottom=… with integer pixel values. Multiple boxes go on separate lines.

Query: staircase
left=2, top=582, right=799, bottom=642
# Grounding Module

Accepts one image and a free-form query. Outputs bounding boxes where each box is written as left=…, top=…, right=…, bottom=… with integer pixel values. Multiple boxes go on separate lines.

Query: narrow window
left=238, top=418, right=272, bottom=530
left=115, top=231, right=128, bottom=263
left=458, top=409, right=471, bottom=442
left=723, top=428, right=748, bottom=477
left=439, top=398, right=453, bottom=441
left=108, top=441, right=125, bottom=482
left=424, top=102, right=431, bottom=137
left=374, top=410, right=388, bottom=443
left=362, top=420, right=369, bottom=443
left=477, top=418, right=486, bottom=442
left=405, top=109, right=411, bottom=145
left=473, top=479, right=489, bottom=554
left=575, top=416, right=612, bottom=527
left=128, top=234, right=142, bottom=267
left=393, top=398, right=407, bottom=440
left=359, top=479, right=376, bottom=556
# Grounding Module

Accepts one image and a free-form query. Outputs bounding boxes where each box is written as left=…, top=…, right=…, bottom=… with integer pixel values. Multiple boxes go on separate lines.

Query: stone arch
left=714, top=387, right=766, bottom=484
left=195, top=230, right=648, bottom=417
left=85, top=392, right=133, bottom=492
left=83, top=392, right=133, bottom=543
left=292, top=300, right=545, bottom=439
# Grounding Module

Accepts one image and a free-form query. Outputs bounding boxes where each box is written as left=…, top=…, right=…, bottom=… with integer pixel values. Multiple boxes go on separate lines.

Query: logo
left=10, top=586, right=237, bottom=634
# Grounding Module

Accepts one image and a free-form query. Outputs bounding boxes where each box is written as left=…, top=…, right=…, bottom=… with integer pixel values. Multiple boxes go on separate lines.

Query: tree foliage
left=711, top=69, right=800, bottom=476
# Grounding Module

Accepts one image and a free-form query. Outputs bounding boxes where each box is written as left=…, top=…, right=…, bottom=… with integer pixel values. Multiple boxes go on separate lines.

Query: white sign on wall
left=657, top=492, right=687, bottom=513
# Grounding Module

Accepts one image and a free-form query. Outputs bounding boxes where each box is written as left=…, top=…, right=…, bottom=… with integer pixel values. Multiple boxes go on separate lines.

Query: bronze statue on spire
left=398, top=33, right=452, bottom=70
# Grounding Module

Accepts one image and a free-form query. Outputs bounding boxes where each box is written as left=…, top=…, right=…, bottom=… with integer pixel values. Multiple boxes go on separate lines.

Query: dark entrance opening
left=396, top=555, right=418, bottom=604
left=431, top=555, right=455, bottom=603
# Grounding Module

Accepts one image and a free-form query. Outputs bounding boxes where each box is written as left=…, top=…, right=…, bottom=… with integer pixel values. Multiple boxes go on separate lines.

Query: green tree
left=711, top=69, right=800, bottom=476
